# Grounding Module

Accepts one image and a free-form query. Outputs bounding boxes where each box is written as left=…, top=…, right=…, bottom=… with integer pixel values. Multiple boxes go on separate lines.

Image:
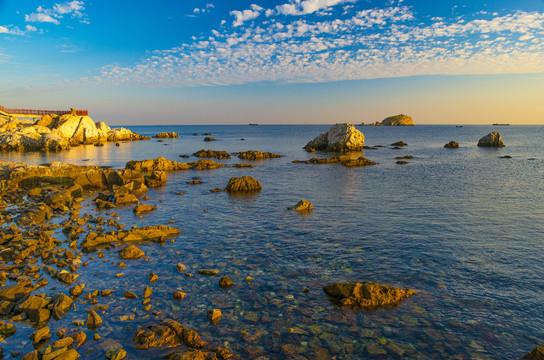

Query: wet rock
left=145, top=171, right=167, bottom=188
left=31, top=326, right=50, bottom=343
left=57, top=270, right=74, bottom=285
left=294, top=155, right=376, bottom=167
left=193, top=149, right=231, bottom=160
left=0, top=284, right=32, bottom=301
left=173, top=291, right=186, bottom=301
left=0, top=320, right=16, bottom=336
left=323, top=282, right=417, bottom=309
left=153, top=132, right=179, bottom=139
left=133, top=319, right=205, bottom=350
left=143, top=287, right=153, bottom=298
left=288, top=200, right=313, bottom=212
left=207, top=309, right=222, bottom=324
left=203, top=137, right=216, bottom=142
left=219, top=276, right=233, bottom=289
left=86, top=310, right=102, bottom=329
left=176, top=263, right=186, bottom=272
left=69, top=331, right=87, bottom=348
left=82, top=225, right=180, bottom=249
left=396, top=161, right=408, bottom=165
left=148, top=273, right=158, bottom=282
left=237, top=150, right=282, bottom=160
left=124, top=291, right=138, bottom=299
left=52, top=293, right=73, bottom=319
left=444, top=141, right=459, bottom=148
left=478, top=131, right=504, bottom=147
left=133, top=204, right=157, bottom=214
left=365, top=342, right=387, bottom=356
left=106, top=348, right=127, bottom=360
left=304, top=123, right=364, bottom=152
left=522, top=346, right=544, bottom=360
left=21, top=351, right=40, bottom=360
left=69, top=284, right=84, bottom=297
left=126, top=157, right=226, bottom=172
left=198, top=269, right=219, bottom=275
left=391, top=141, right=407, bottom=147
left=225, top=176, right=262, bottom=192
left=118, top=245, right=145, bottom=259
left=95, top=199, right=116, bottom=210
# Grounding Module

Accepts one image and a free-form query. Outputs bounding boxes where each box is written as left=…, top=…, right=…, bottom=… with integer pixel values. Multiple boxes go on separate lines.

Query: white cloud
left=93, top=7, right=544, bottom=88
left=0, top=25, right=26, bottom=35
left=25, top=1, right=87, bottom=25
left=230, top=5, right=263, bottom=27
left=275, top=0, right=354, bottom=16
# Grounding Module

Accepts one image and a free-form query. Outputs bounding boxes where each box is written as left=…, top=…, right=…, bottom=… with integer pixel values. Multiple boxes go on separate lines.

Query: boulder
left=219, top=276, right=233, bottom=289
left=323, top=282, right=416, bottom=309
left=294, top=156, right=376, bottom=167
left=370, top=114, right=414, bottom=126
left=289, top=200, right=313, bottom=212
left=133, top=319, right=205, bottom=350
left=478, top=131, right=505, bottom=147
left=207, top=309, right=222, bottom=324
left=118, top=245, right=145, bottom=259
left=304, top=123, right=364, bottom=152
left=444, top=141, right=459, bottom=148
left=225, top=176, right=262, bottom=192
left=133, top=204, right=157, bottom=214
left=86, top=310, right=102, bottom=329
left=144, top=171, right=166, bottom=188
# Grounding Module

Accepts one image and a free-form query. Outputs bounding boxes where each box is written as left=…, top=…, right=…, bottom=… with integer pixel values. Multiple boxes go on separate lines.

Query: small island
left=364, top=114, right=415, bottom=126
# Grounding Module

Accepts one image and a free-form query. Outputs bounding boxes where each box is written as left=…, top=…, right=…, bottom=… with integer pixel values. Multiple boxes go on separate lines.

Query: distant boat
left=249, top=123, right=258, bottom=126
left=456, top=125, right=463, bottom=128
left=492, top=123, right=509, bottom=126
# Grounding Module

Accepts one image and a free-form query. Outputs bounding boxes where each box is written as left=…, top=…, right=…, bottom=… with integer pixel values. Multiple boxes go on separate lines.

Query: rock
left=57, top=270, right=73, bottom=285
left=0, top=320, right=16, bottom=336
left=145, top=170, right=167, bottom=188
left=69, top=331, right=87, bottom=348
left=225, top=176, right=262, bottom=192
left=176, top=263, right=186, bottom=272
left=207, top=309, right=222, bottom=324
left=288, top=200, right=313, bottom=212
left=522, top=346, right=544, bottom=359
left=31, top=326, right=50, bottom=343
left=69, top=284, right=84, bottom=297
left=118, top=245, right=145, bottom=259
left=203, top=137, right=216, bottom=142
left=218, top=276, right=233, bottom=289
left=396, top=161, right=408, bottom=165
left=86, top=310, right=102, bottom=329
left=478, top=131, right=505, bottom=147
left=370, top=114, right=414, bottom=126
left=193, top=149, right=231, bottom=160
left=124, top=291, right=138, bottom=299
left=133, top=204, right=157, bottom=214
left=153, top=132, right=179, bottom=139
left=173, top=291, right=186, bottom=301
left=81, top=225, right=180, bottom=249
left=391, top=141, right=407, bottom=146
left=149, top=273, right=158, bottom=282
left=143, top=287, right=153, bottom=298
left=323, top=282, right=416, bottom=309
left=304, top=123, right=364, bottom=152
left=126, top=157, right=226, bottom=172
left=106, top=348, right=127, bottom=360
left=21, top=351, right=40, bottom=360
left=294, top=155, right=376, bottom=167
left=444, top=141, right=459, bottom=148
left=51, top=293, right=73, bottom=319
left=133, top=319, right=205, bottom=350
left=237, top=150, right=282, bottom=160
left=198, top=269, right=220, bottom=275
left=0, top=284, right=32, bottom=301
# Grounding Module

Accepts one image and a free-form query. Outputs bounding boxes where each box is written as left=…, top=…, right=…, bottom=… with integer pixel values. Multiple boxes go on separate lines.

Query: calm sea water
left=1, top=125, right=543, bottom=359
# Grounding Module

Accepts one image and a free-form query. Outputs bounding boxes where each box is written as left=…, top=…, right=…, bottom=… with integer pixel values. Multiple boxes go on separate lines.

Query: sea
left=1, top=125, right=543, bottom=359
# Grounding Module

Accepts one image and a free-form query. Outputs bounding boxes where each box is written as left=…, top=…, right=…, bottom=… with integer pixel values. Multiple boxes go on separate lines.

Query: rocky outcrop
left=193, top=149, right=231, bottom=160
left=304, top=123, right=364, bottom=152
left=237, top=150, right=282, bottom=160
left=81, top=225, right=181, bottom=249
left=225, top=176, right=262, bottom=192
left=126, top=157, right=226, bottom=172
left=444, top=141, right=459, bottom=148
left=153, top=132, right=179, bottom=139
left=288, top=200, right=313, bottom=212
left=293, top=156, right=376, bottom=167
left=478, top=131, right=505, bottom=147
left=324, top=282, right=416, bottom=309
left=369, top=114, right=414, bottom=126
left=0, top=114, right=149, bottom=151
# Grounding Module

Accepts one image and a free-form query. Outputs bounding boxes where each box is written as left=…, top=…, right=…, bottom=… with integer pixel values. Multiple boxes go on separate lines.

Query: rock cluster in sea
left=0, top=114, right=149, bottom=151
left=304, top=123, right=365, bottom=152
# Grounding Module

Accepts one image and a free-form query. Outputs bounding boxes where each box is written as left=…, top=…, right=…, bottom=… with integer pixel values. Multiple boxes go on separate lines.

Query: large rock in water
left=225, top=176, right=262, bottom=192
left=323, top=282, right=416, bottom=309
left=304, top=123, right=364, bottom=152
left=370, top=114, right=414, bottom=126
left=522, top=346, right=544, bottom=360
left=477, top=131, right=504, bottom=147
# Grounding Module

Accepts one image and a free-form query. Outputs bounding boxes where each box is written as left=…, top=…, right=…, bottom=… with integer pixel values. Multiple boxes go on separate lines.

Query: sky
left=1, top=0, right=544, bottom=125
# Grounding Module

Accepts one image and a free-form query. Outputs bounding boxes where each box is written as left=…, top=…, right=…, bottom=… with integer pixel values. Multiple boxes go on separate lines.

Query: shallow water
left=1, top=125, right=544, bottom=359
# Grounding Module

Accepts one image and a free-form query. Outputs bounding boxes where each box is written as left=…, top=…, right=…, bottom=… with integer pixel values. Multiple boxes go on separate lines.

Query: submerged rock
left=288, top=200, right=313, bottom=212
left=444, top=141, right=459, bottom=148
left=153, top=132, right=179, bottom=139
left=225, top=176, right=262, bottom=192
left=193, top=149, right=231, bottom=160
left=478, top=131, right=505, bottom=147
left=323, top=282, right=416, bottom=309
left=237, top=150, right=282, bottom=160
left=304, top=123, right=364, bottom=152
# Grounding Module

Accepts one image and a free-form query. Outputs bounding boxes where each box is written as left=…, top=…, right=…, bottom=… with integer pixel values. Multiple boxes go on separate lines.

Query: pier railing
left=0, top=105, right=88, bottom=116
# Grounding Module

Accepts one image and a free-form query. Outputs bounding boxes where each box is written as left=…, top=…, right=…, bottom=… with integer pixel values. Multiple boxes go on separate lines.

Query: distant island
left=362, top=114, right=414, bottom=126
left=492, top=123, right=509, bottom=126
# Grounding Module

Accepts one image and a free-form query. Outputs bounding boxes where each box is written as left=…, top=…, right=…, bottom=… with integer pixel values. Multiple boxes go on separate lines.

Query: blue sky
left=1, top=0, right=544, bottom=124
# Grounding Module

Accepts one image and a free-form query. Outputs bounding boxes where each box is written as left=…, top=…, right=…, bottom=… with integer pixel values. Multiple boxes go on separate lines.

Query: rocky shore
left=0, top=113, right=148, bottom=151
